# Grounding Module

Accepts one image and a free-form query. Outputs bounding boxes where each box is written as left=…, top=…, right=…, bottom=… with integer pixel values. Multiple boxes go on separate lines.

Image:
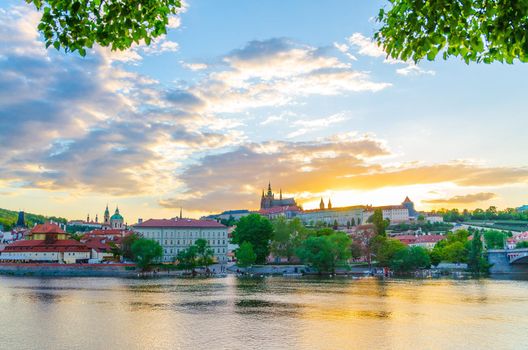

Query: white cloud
left=287, top=112, right=348, bottom=138
left=181, top=62, right=208, bottom=71
left=396, top=64, right=436, bottom=76
left=347, top=33, right=386, bottom=58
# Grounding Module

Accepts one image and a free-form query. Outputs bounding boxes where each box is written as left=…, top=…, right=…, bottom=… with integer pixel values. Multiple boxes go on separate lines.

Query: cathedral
left=260, top=182, right=297, bottom=209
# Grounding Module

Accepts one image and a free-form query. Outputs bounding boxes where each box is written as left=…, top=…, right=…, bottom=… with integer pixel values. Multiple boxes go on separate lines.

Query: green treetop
left=376, top=0, right=528, bottom=64
left=232, top=214, right=273, bottom=264
left=26, top=0, right=181, bottom=56
left=236, top=241, right=257, bottom=268
left=131, top=238, right=163, bottom=271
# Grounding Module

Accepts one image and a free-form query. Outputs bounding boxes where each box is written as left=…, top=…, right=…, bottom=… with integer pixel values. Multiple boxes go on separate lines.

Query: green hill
left=0, top=208, right=67, bottom=231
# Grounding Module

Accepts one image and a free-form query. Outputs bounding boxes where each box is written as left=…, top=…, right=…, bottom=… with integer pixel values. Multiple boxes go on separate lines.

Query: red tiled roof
left=4, top=239, right=90, bottom=252
left=414, top=235, right=445, bottom=243
left=83, top=238, right=112, bottom=252
left=134, top=218, right=226, bottom=228
left=31, top=223, right=65, bottom=234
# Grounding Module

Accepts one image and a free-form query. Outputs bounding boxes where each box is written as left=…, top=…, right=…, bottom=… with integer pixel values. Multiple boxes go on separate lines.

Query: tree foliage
left=376, top=0, right=528, bottom=64
left=468, top=231, right=489, bottom=274
left=368, top=209, right=389, bottom=236
left=296, top=232, right=351, bottom=273
left=232, top=214, right=273, bottom=264
left=516, top=241, right=528, bottom=248
left=390, top=246, right=431, bottom=273
left=120, top=233, right=140, bottom=261
left=176, top=245, right=198, bottom=271
left=270, top=217, right=306, bottom=262
left=131, top=238, right=163, bottom=270
left=483, top=230, right=506, bottom=249
left=195, top=238, right=215, bottom=268
left=375, top=237, right=407, bottom=267
left=236, top=241, right=257, bottom=268
left=26, top=0, right=181, bottom=55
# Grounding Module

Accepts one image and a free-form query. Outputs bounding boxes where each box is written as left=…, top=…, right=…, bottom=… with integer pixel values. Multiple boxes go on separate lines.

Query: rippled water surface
left=0, top=275, right=527, bottom=350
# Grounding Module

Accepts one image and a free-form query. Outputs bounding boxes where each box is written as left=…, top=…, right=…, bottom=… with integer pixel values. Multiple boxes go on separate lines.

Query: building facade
left=363, top=205, right=410, bottom=224
left=0, top=223, right=91, bottom=263
left=260, top=182, right=297, bottom=209
left=134, top=218, right=229, bottom=263
left=298, top=205, right=365, bottom=226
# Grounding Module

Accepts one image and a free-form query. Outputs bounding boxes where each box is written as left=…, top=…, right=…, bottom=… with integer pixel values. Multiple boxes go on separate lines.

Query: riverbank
left=0, top=263, right=141, bottom=277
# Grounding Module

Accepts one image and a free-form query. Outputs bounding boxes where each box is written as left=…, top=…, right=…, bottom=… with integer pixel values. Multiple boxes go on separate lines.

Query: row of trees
left=437, top=207, right=528, bottom=222
left=0, top=208, right=67, bottom=231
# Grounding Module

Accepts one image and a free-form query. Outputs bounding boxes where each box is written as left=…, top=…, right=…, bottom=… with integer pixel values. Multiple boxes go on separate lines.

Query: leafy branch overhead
left=375, top=0, right=528, bottom=64
left=26, top=0, right=181, bottom=56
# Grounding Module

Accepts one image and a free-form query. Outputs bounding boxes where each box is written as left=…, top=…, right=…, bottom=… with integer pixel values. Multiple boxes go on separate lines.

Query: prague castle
left=260, top=182, right=297, bottom=209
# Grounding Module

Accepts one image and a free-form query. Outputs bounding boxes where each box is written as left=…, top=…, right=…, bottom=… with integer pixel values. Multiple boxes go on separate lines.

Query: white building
left=425, top=215, right=444, bottom=223
left=363, top=205, right=410, bottom=224
left=134, top=218, right=229, bottom=263
left=298, top=206, right=364, bottom=226
left=0, top=223, right=91, bottom=263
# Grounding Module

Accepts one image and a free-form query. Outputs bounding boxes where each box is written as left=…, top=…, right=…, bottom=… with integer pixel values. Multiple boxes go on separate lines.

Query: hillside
left=0, top=208, right=67, bottom=231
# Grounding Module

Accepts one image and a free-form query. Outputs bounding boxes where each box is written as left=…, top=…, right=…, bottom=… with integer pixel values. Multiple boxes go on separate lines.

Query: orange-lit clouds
left=424, top=192, right=497, bottom=204
left=159, top=134, right=528, bottom=212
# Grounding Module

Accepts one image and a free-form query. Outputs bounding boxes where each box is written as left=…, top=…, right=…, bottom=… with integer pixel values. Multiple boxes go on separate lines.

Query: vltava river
left=0, top=276, right=527, bottom=350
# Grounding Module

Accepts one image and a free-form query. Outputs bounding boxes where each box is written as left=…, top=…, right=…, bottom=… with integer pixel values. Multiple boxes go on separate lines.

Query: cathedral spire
left=328, top=198, right=332, bottom=209
left=320, top=198, right=325, bottom=210
left=280, top=188, right=282, bottom=200
left=180, top=207, right=183, bottom=219
left=267, top=181, right=272, bottom=195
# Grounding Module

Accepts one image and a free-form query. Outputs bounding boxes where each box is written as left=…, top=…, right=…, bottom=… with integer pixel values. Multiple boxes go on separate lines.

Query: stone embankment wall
left=488, top=250, right=528, bottom=274
left=0, top=263, right=139, bottom=277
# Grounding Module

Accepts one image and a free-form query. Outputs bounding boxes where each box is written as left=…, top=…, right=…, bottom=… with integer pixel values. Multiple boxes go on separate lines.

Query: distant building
left=298, top=204, right=364, bottom=226
left=363, top=205, right=410, bottom=224
left=68, top=204, right=125, bottom=231
left=134, top=218, right=228, bottom=263
left=402, top=196, right=417, bottom=217
left=258, top=205, right=302, bottom=220
left=260, top=182, right=297, bottom=209
left=109, top=207, right=124, bottom=229
left=425, top=215, right=444, bottom=223
left=517, top=205, right=528, bottom=212
left=394, top=234, right=445, bottom=249
left=15, top=211, right=26, bottom=228
left=0, top=223, right=91, bottom=263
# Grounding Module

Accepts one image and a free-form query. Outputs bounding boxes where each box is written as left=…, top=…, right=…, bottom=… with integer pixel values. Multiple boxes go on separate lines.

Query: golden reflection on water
left=0, top=276, right=527, bottom=350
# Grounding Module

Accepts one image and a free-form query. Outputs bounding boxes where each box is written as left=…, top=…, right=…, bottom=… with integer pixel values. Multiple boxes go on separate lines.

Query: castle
left=260, top=182, right=297, bottom=209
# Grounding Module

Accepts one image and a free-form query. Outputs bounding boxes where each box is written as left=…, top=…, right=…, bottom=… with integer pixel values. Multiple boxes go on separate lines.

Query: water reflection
left=0, top=276, right=526, bottom=350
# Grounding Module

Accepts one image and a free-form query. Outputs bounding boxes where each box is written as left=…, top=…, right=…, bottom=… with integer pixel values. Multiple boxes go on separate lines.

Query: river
left=0, top=275, right=526, bottom=350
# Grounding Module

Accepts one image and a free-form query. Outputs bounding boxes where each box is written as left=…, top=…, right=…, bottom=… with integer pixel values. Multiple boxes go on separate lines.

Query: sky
left=1, top=0, right=527, bottom=222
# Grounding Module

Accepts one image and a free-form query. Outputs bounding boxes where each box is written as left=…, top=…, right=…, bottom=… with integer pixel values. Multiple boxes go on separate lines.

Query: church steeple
left=328, top=198, right=332, bottom=209
left=280, top=188, right=282, bottom=200
left=320, top=198, right=325, bottom=210
left=267, top=181, right=272, bottom=196
left=104, top=204, right=110, bottom=225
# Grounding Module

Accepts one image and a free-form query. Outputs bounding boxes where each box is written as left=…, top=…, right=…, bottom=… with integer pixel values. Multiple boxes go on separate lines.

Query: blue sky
left=0, top=0, right=527, bottom=221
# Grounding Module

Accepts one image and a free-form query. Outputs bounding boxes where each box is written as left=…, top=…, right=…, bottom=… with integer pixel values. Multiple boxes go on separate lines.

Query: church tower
left=328, top=198, right=332, bottom=209
left=320, top=198, right=325, bottom=210
left=104, top=204, right=110, bottom=225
